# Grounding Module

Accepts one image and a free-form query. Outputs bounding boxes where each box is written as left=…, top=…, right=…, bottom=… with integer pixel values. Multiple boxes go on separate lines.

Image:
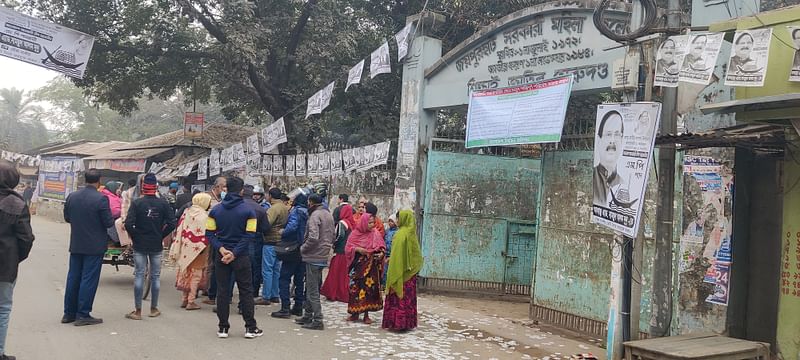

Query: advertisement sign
left=0, top=6, right=95, bottom=79
left=184, top=112, right=204, bottom=139
left=465, top=76, right=573, bottom=148
left=38, top=171, right=76, bottom=201
left=591, top=102, right=662, bottom=237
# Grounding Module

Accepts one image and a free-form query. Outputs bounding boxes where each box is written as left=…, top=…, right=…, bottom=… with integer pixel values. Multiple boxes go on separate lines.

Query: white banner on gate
left=370, top=42, right=391, bottom=78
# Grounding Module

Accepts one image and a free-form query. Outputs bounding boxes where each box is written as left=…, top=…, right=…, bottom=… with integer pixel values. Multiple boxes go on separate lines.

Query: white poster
left=330, top=151, right=344, bottom=174
left=148, top=162, right=165, bottom=174
left=679, top=33, right=724, bottom=85
left=223, top=143, right=246, bottom=171
left=261, top=155, right=272, bottom=176
left=246, top=134, right=260, bottom=155
left=374, top=141, right=391, bottom=166
left=725, top=29, right=772, bottom=87
left=246, top=154, right=261, bottom=175
left=370, top=42, right=392, bottom=78
left=466, top=76, right=573, bottom=148
left=343, top=148, right=358, bottom=173
left=306, top=82, right=335, bottom=119
left=346, top=60, right=365, bottom=92
left=175, top=162, right=195, bottom=177
left=359, top=145, right=376, bottom=171
left=0, top=6, right=95, bottom=79
left=261, top=117, right=288, bottom=152
left=308, top=153, right=319, bottom=176
left=788, top=26, right=800, bottom=82
left=296, top=153, right=307, bottom=177
left=285, top=155, right=295, bottom=177
left=319, top=152, right=331, bottom=177
left=591, top=102, right=662, bottom=237
left=395, top=23, right=414, bottom=62
left=654, top=35, right=687, bottom=88
left=209, top=149, right=221, bottom=176
left=197, top=157, right=208, bottom=181
left=273, top=156, right=285, bottom=177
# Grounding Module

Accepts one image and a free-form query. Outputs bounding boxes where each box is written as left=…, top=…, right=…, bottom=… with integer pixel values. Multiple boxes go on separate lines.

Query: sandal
left=346, top=315, right=359, bottom=322
left=363, top=317, right=373, bottom=325
left=185, top=302, right=201, bottom=311
left=125, top=311, right=142, bottom=320
left=180, top=301, right=188, bottom=309
left=149, top=308, right=162, bottom=318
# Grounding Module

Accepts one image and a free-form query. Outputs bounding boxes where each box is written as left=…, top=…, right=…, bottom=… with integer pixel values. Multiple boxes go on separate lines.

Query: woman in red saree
left=321, top=204, right=355, bottom=302
left=346, top=214, right=385, bottom=324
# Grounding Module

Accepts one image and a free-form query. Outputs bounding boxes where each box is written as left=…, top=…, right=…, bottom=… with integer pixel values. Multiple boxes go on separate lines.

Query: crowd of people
left=0, top=160, right=424, bottom=359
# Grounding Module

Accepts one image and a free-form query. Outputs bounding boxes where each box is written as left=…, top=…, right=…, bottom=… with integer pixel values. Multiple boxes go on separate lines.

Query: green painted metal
left=420, top=150, right=540, bottom=291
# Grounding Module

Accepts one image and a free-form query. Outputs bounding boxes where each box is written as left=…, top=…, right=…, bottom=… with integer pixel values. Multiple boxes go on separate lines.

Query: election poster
left=346, top=60, right=365, bottom=92
left=725, top=29, right=772, bottom=87
left=395, top=23, right=414, bottom=62
left=654, top=35, right=687, bottom=88
left=465, top=76, right=573, bottom=148
left=0, top=6, right=95, bottom=78
left=197, top=157, right=208, bottom=181
left=374, top=141, right=391, bottom=166
left=590, top=102, right=662, bottom=237
left=246, top=134, right=260, bottom=155
left=360, top=144, right=377, bottom=171
left=788, top=26, right=800, bottom=82
left=261, top=118, right=288, bottom=152
left=273, top=156, right=285, bottom=177
left=246, top=154, right=261, bottom=175
left=285, top=155, right=295, bottom=177
left=295, top=153, right=306, bottom=177
left=306, top=82, right=335, bottom=119
left=319, top=152, right=331, bottom=177
left=330, top=151, right=344, bottom=174
left=370, top=42, right=391, bottom=78
left=679, top=33, right=724, bottom=85
left=261, top=155, right=272, bottom=176
left=209, top=149, right=221, bottom=176
left=343, top=148, right=358, bottom=173
left=308, top=153, right=319, bottom=177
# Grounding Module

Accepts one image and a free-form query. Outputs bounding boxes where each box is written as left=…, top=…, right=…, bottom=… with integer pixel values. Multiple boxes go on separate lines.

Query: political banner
left=359, top=145, right=376, bottom=171
left=330, top=151, right=344, bottom=174
left=246, top=134, right=260, bottom=155
left=395, top=23, right=414, bottom=62
left=346, top=60, right=365, bottom=92
left=0, top=6, right=95, bottom=79
left=246, top=154, right=261, bottom=175
left=261, top=155, right=272, bottom=176
left=374, top=141, right=391, bottom=166
left=319, top=152, right=331, bottom=177
left=273, top=155, right=285, bottom=177
left=788, top=26, right=800, bottom=82
left=209, top=149, right=221, bottom=176
left=285, top=155, right=295, bottom=177
left=261, top=117, right=288, bottom=152
left=184, top=112, right=204, bottom=139
left=197, top=157, right=208, bottom=181
left=370, top=42, right=391, bottom=78
left=654, top=35, right=687, bottom=88
left=343, top=148, right=358, bottom=173
left=308, top=153, right=319, bottom=176
left=679, top=33, right=724, bottom=85
left=296, top=153, right=307, bottom=177
left=591, top=102, right=662, bottom=237
left=466, top=76, right=573, bottom=148
left=725, top=29, right=772, bottom=87
left=306, top=82, right=335, bottom=119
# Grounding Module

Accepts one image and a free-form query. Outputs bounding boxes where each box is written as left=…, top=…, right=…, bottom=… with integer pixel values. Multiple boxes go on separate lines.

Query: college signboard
left=465, top=76, right=573, bottom=148
left=0, top=6, right=95, bottom=79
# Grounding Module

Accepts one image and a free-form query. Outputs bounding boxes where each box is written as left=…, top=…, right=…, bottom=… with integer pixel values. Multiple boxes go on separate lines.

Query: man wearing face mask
left=203, top=176, right=227, bottom=306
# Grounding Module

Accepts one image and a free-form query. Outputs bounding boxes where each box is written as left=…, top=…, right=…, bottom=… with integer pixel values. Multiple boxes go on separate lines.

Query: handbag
left=274, top=240, right=301, bottom=261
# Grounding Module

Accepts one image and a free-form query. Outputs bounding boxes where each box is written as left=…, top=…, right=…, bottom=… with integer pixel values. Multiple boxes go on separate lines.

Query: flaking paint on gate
left=420, top=151, right=540, bottom=292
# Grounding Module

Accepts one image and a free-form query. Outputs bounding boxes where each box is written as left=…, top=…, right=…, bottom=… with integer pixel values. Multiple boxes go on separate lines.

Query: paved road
left=6, top=216, right=604, bottom=360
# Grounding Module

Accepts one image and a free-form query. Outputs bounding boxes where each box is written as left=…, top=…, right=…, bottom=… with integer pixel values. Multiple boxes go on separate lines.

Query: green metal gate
left=419, top=150, right=541, bottom=296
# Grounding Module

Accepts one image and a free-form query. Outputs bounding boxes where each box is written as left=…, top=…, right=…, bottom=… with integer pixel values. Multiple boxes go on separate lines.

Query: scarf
left=345, top=214, right=385, bottom=267
left=0, top=160, right=20, bottom=190
left=386, top=210, right=423, bottom=299
left=339, top=204, right=356, bottom=230
left=174, top=193, right=212, bottom=271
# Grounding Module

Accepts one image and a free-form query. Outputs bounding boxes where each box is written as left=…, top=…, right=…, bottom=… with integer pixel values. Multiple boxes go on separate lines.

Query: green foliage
left=0, top=88, right=49, bottom=152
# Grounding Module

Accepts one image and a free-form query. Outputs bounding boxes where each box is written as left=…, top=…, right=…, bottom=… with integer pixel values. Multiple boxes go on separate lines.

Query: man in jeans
left=0, top=160, right=34, bottom=360
left=255, top=187, right=288, bottom=305
left=124, top=173, right=176, bottom=320
left=296, top=194, right=334, bottom=330
left=242, top=185, right=269, bottom=299
left=271, top=188, right=308, bottom=319
left=206, top=176, right=263, bottom=339
left=63, top=168, right=115, bottom=326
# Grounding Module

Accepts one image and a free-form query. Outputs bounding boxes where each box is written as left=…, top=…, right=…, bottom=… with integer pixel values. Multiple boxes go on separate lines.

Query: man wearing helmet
left=252, top=186, right=269, bottom=209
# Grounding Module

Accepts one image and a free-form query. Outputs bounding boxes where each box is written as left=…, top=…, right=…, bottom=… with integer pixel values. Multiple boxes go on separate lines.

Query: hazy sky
left=0, top=56, right=59, bottom=92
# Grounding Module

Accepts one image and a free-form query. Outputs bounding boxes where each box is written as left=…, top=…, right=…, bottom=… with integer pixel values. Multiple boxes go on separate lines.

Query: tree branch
left=277, top=0, right=318, bottom=88
left=94, top=42, right=217, bottom=60
left=177, top=0, right=228, bottom=43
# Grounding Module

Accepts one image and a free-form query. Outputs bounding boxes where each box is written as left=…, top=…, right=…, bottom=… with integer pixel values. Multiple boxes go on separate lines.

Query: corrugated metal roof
left=41, top=141, right=130, bottom=156
left=83, top=148, right=170, bottom=160
left=656, top=123, right=786, bottom=153
left=117, top=123, right=259, bottom=151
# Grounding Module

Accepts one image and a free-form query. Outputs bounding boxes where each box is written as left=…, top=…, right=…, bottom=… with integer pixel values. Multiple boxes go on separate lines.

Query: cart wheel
left=143, top=263, right=152, bottom=300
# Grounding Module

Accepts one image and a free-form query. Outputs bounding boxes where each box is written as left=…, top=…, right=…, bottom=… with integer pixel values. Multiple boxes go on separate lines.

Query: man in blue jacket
left=62, top=169, right=114, bottom=326
left=271, top=188, right=309, bottom=319
left=206, top=176, right=263, bottom=339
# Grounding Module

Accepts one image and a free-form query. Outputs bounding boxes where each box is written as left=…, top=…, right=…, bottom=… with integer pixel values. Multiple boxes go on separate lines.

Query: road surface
left=5, top=216, right=604, bottom=360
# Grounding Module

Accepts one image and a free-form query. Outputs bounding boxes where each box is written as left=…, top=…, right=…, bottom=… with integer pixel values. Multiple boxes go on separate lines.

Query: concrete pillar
left=393, top=14, right=443, bottom=218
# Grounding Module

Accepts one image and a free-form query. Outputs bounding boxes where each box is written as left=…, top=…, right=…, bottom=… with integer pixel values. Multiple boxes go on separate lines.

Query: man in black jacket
left=63, top=168, right=114, bottom=326
left=124, top=173, right=176, bottom=320
left=0, top=160, right=34, bottom=360
left=242, top=185, right=270, bottom=298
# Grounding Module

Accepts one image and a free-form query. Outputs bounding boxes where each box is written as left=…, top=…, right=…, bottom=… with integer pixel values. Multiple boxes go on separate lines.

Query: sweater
left=124, top=195, right=177, bottom=253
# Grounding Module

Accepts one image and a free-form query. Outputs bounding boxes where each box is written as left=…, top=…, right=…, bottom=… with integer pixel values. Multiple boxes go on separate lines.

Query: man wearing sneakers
left=205, top=176, right=263, bottom=339
left=296, top=194, right=334, bottom=330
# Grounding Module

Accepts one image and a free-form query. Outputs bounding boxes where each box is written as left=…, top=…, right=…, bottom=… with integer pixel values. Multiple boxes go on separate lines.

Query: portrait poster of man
left=221, top=147, right=234, bottom=171
left=296, top=153, right=307, bottom=177
left=788, top=26, right=800, bottom=82
left=197, top=157, right=208, bottom=181
left=273, top=156, right=285, bottom=176
left=678, top=33, right=724, bottom=85
left=246, top=154, right=261, bottom=175
left=346, top=60, right=365, bottom=92
left=319, top=152, right=331, bottom=177
left=654, top=35, right=687, bottom=87
left=261, top=155, right=273, bottom=176
left=343, top=148, right=358, bottom=173
left=331, top=151, right=344, bottom=174
left=591, top=102, right=662, bottom=237
left=261, top=117, right=288, bottom=152
left=247, top=134, right=260, bottom=155
left=231, top=142, right=246, bottom=169
left=724, top=29, right=772, bottom=87
left=374, top=141, right=391, bottom=166
left=308, top=153, right=319, bottom=176
left=360, top=144, right=377, bottom=171
left=285, top=155, right=295, bottom=177
left=209, top=149, right=220, bottom=176
left=370, top=42, right=392, bottom=78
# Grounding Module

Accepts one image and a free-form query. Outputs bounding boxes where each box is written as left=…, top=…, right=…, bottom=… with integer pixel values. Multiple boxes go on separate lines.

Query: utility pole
left=651, top=0, right=681, bottom=338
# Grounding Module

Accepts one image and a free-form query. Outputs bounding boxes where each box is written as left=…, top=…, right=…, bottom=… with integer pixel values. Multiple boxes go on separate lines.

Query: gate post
left=393, top=12, right=444, bottom=226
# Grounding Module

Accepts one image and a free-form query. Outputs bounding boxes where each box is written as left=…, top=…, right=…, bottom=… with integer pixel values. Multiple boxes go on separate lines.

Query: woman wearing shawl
left=321, top=204, right=355, bottom=302
left=170, top=193, right=212, bottom=310
left=382, top=210, right=423, bottom=331
left=346, top=214, right=385, bottom=324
